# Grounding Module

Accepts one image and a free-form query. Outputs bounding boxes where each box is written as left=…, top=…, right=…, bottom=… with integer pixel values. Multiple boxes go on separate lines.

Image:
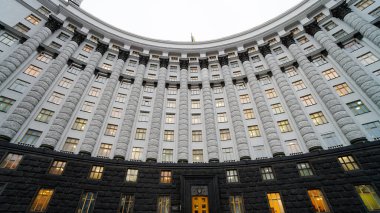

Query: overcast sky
left=81, top=0, right=303, bottom=42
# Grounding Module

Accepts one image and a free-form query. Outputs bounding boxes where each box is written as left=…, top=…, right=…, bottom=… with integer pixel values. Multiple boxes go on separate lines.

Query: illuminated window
left=285, top=67, right=298, bottom=77
left=167, top=99, right=176, bottom=108
left=271, top=103, right=284, bottom=115
left=308, top=189, right=331, bottom=213
left=81, top=101, right=94, bottom=113
left=164, top=130, right=174, bottom=142
left=226, top=169, right=239, bottom=183
left=58, top=78, right=73, bottom=89
left=278, top=120, right=292, bottom=133
left=30, top=189, right=54, bottom=212
left=338, top=155, right=360, bottom=171
left=105, top=124, right=118, bottom=136
left=347, top=100, right=370, bottom=115
left=191, top=87, right=200, bottom=95
left=192, top=130, right=202, bottom=142
left=135, top=128, right=146, bottom=140
left=190, top=67, right=198, bottom=73
left=131, top=147, right=143, bottom=161
left=192, top=114, right=202, bottom=124
left=36, top=52, right=53, bottom=63
left=301, top=94, right=317, bottom=106
left=322, top=68, right=339, bottom=80
left=0, top=33, right=17, bottom=46
left=111, top=107, right=123, bottom=119
left=62, top=138, right=79, bottom=152
left=97, top=143, right=112, bottom=158
left=229, top=196, right=245, bottom=213
left=248, top=125, right=260, bottom=138
left=355, top=185, right=380, bottom=211
left=119, top=194, right=135, bottom=213
left=192, top=100, right=201, bottom=109
left=72, top=118, right=87, bottom=131
left=267, top=193, right=285, bottom=213
left=144, top=85, right=154, bottom=93
left=220, top=129, right=231, bottom=141
left=77, top=192, right=96, bottom=213
left=192, top=149, right=203, bottom=163
left=243, top=108, right=255, bottom=119
left=165, top=114, right=175, bottom=124
left=35, top=108, right=54, bottom=123
left=355, top=0, right=374, bottom=10
left=157, top=196, right=171, bottom=213
left=240, top=94, right=251, bottom=104
left=261, top=167, right=275, bottom=180
left=215, top=98, right=225, bottom=108
left=126, top=169, right=138, bottom=182
left=167, top=87, right=176, bottom=95
left=24, top=65, right=42, bottom=77
left=297, top=163, right=314, bottom=177
left=213, top=86, right=223, bottom=94
left=310, top=111, right=328, bottom=126
left=260, top=76, right=271, bottom=85
left=88, top=87, right=101, bottom=97
left=265, top=88, right=277, bottom=99
left=82, top=44, right=94, bottom=53
left=162, top=149, right=173, bottom=162
left=48, top=160, right=66, bottom=175
left=116, top=93, right=127, bottom=103
left=292, top=80, right=306, bottom=91
left=89, top=165, right=104, bottom=180
left=0, top=153, right=23, bottom=169
left=160, top=171, right=172, bottom=184
left=217, top=112, right=228, bottom=123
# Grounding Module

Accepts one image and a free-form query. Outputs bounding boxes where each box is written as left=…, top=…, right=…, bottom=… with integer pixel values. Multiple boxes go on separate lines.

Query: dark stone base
left=78, top=151, right=91, bottom=156
left=177, top=159, right=188, bottom=163
left=309, top=146, right=323, bottom=152
left=146, top=158, right=157, bottom=163
left=113, top=155, right=125, bottom=160
left=350, top=137, right=368, bottom=144
left=208, top=158, right=219, bottom=163
left=273, top=152, right=285, bottom=157
left=240, top=156, right=251, bottom=161
left=0, top=135, right=11, bottom=143
left=39, top=144, right=54, bottom=150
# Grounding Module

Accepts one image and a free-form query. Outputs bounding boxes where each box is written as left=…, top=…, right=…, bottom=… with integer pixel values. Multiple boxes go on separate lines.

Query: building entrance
left=192, top=196, right=209, bottom=213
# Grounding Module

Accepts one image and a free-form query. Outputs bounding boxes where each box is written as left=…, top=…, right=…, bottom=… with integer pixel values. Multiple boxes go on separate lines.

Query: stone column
left=0, top=16, right=63, bottom=85
left=281, top=34, right=367, bottom=144
left=304, top=21, right=380, bottom=109
left=199, top=59, right=219, bottom=162
left=177, top=59, right=189, bottom=163
left=146, top=58, right=168, bottom=162
left=40, top=42, right=108, bottom=150
left=80, top=50, right=130, bottom=154
left=259, top=45, right=323, bottom=152
left=331, top=2, right=380, bottom=47
left=114, top=54, right=149, bottom=160
left=218, top=55, right=251, bottom=160
left=0, top=31, right=86, bottom=142
left=238, top=52, right=285, bottom=157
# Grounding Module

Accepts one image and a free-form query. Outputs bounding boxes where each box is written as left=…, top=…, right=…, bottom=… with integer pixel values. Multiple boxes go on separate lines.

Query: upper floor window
left=271, top=103, right=284, bottom=115
left=222, top=147, right=234, bottom=162
left=111, top=107, right=123, bottom=119
left=126, top=169, right=138, bottom=182
left=217, top=112, right=228, bottom=123
left=355, top=0, right=374, bottom=10
left=310, top=111, right=328, bottom=126
left=0, top=153, right=23, bottom=169
left=261, top=167, right=275, bottom=180
left=48, top=160, right=66, bottom=175
left=160, top=171, right=172, bottom=184
left=0, top=96, right=15, bottom=112
left=72, top=118, right=87, bottom=131
left=77, top=192, right=96, bottom=213
left=313, top=55, right=328, bottom=66
left=297, top=36, right=309, bottom=44
left=220, top=129, right=231, bottom=141
left=297, top=163, right=314, bottom=177
left=355, top=185, right=380, bottom=211
left=191, top=100, right=201, bottom=109
left=82, top=44, right=94, bottom=53
left=333, top=30, right=348, bottom=40
left=131, top=147, right=143, bottom=161
left=24, top=65, right=42, bottom=77
left=273, top=47, right=284, bottom=55
left=226, top=169, right=239, bottom=183
left=347, top=100, right=370, bottom=115
left=292, top=80, right=306, bottom=91
left=14, top=23, right=30, bottom=33
left=343, top=39, right=363, bottom=52
left=167, top=99, right=176, bottom=108
left=300, top=94, right=317, bottom=106
left=334, top=83, right=352, bottom=96
left=25, top=14, right=41, bottom=25
left=135, top=128, right=146, bottom=140
left=278, top=120, right=292, bottom=133
left=88, top=87, right=101, bottom=97
left=322, top=68, right=339, bottom=80
left=229, top=196, right=245, bottom=213
left=62, top=138, right=79, bottom=153
left=308, top=190, right=331, bottom=212
left=9, top=79, right=30, bottom=93
left=357, top=52, right=379, bottom=66
left=248, top=125, right=260, bottom=138
left=239, top=94, right=251, bottom=104
left=243, top=108, right=255, bottom=119
left=38, top=6, right=51, bottom=16
left=192, top=130, right=202, bottom=142
left=162, top=149, right=173, bottom=162
left=369, top=6, right=380, bottom=18
left=338, top=155, right=360, bottom=171
left=323, top=21, right=337, bottom=31
left=265, top=88, right=277, bottom=99
left=0, top=33, right=17, bottom=46
left=285, top=67, right=297, bottom=77
left=58, top=32, right=70, bottom=41
left=89, top=166, right=104, bottom=180
left=36, top=52, right=53, bottom=63
left=35, top=108, right=54, bottom=123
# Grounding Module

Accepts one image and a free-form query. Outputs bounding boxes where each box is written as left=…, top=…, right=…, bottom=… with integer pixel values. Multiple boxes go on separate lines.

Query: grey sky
left=81, top=0, right=303, bottom=42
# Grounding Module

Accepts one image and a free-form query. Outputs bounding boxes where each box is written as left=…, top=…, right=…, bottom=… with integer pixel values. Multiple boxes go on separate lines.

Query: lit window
left=220, top=129, right=231, bottom=141
left=323, top=21, right=337, bottom=31
left=363, top=121, right=380, bottom=140
left=24, top=65, right=42, bottom=77
left=239, top=94, right=251, bottom=104
left=313, top=55, right=328, bottom=66
left=97, top=143, right=112, bottom=158
left=229, top=196, right=245, bottom=213
left=271, top=103, right=284, bottom=115
left=308, top=189, right=331, bottom=213
left=157, top=196, right=171, bottom=213
left=9, top=79, right=30, bottom=93
left=347, top=100, right=370, bottom=116
left=334, top=82, right=353, bottom=96
left=357, top=52, right=379, bottom=66
left=226, top=169, right=239, bottom=183
left=0, top=153, right=23, bottom=169
left=119, top=194, right=135, bottom=213
left=300, top=94, right=317, bottom=107
left=77, top=192, right=96, bottom=213
left=285, top=67, right=298, bottom=77
left=35, top=108, right=54, bottom=123
left=290, top=27, right=300, bottom=35
left=81, top=101, right=94, bottom=113
left=30, top=189, right=54, bottom=212
left=314, top=12, right=326, bottom=22
left=343, top=39, right=363, bottom=52
left=72, top=117, right=87, bottom=131
left=292, top=80, right=306, bottom=91
left=167, top=99, right=176, bottom=108
left=58, top=77, right=73, bottom=89
left=190, top=76, right=198, bottom=81
left=160, top=170, right=172, bottom=184
left=135, top=128, right=146, bottom=140
left=338, top=155, right=360, bottom=171
left=285, top=139, right=301, bottom=155
left=165, top=114, right=175, bottom=124
left=0, top=96, right=15, bottom=112
left=267, top=193, right=285, bottom=213
left=248, top=125, right=260, bottom=138
left=192, top=114, right=202, bottom=124
left=105, top=124, right=118, bottom=136
left=322, top=68, right=339, bottom=80
left=215, top=98, right=225, bottom=108
left=14, top=23, right=30, bottom=33
left=192, top=130, right=202, bottom=142
left=88, top=87, right=101, bottom=97
left=355, top=185, right=380, bottom=211
left=162, top=149, right=173, bottom=162
left=217, top=113, right=228, bottom=123
left=355, top=0, right=374, bottom=10
left=278, top=120, right=292, bottom=133
left=48, top=160, right=66, bottom=175
left=310, top=111, right=328, bottom=126
left=116, top=93, right=127, bottom=103
left=192, top=149, right=203, bottom=163
left=62, top=138, right=79, bottom=152
left=297, top=36, right=309, bottom=44
left=164, top=130, right=174, bottom=142
left=222, top=147, right=234, bottom=162
left=265, top=88, right=277, bottom=99
left=126, top=169, right=138, bottom=182
left=89, top=165, right=104, bottom=180
left=243, top=108, right=255, bottom=119
left=259, top=167, right=277, bottom=182
left=297, top=163, right=314, bottom=177
left=191, top=100, right=201, bottom=109
left=57, top=32, right=70, bottom=41
left=0, top=33, right=17, bottom=46
left=82, top=44, right=94, bottom=53
left=36, top=52, right=53, bottom=63
left=111, top=107, right=123, bottom=119
left=25, top=14, right=41, bottom=25
left=131, top=147, right=143, bottom=161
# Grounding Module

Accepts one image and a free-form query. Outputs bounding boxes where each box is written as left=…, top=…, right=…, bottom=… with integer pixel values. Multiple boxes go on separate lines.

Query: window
left=323, top=21, right=337, bottom=31
left=355, top=0, right=374, bottom=10
left=104, top=124, right=118, bottom=137
left=248, top=125, right=260, bottom=138
left=285, top=67, right=298, bottom=77
left=212, top=74, right=220, bottom=80
left=271, top=103, right=284, bottom=115
left=334, top=82, right=353, bottom=96
left=321, top=132, right=342, bottom=149
left=273, top=47, right=284, bottom=55
left=0, top=33, right=17, bottom=46
left=57, top=32, right=70, bottom=41
left=333, top=30, right=348, bottom=40
left=162, top=149, right=173, bottom=162
left=347, top=100, right=370, bottom=115
left=251, top=55, right=261, bottom=63
left=36, top=52, right=53, bottom=63
left=192, top=114, right=201, bottom=124
left=236, top=82, right=246, bottom=90
left=278, top=120, right=292, bottom=133
left=160, top=171, right=172, bottom=183
left=310, top=111, right=328, bottom=126
left=49, top=42, right=62, bottom=49
left=297, top=36, right=309, bottom=44
left=167, top=87, right=177, bottom=95
left=240, top=94, right=250, bottom=104
left=192, top=149, right=203, bottom=163
left=192, top=130, right=202, bottom=142
left=226, top=169, right=239, bottom=183
left=355, top=185, right=380, bottom=211
left=81, top=101, right=94, bottom=113
left=357, top=52, right=379, bottom=66
left=20, top=129, right=42, bottom=145
left=62, top=138, right=79, bottom=152
left=97, top=143, right=112, bottom=157
left=292, top=80, right=306, bottom=91
left=265, top=89, right=277, bottom=99
left=301, top=94, right=317, bottom=107
left=190, top=76, right=198, bottom=81
left=278, top=56, right=289, bottom=63
left=66, top=24, right=77, bottom=32
left=164, top=130, right=174, bottom=142
left=137, top=111, right=148, bottom=122
left=322, top=68, right=339, bottom=80
left=191, top=87, right=200, bottom=95
left=25, top=14, right=41, bottom=25
left=213, top=86, right=223, bottom=94
left=14, top=23, right=30, bottom=33
left=261, top=167, right=275, bottom=180
left=363, top=121, right=380, bottom=140
left=167, top=99, right=176, bottom=108
left=135, top=128, right=146, bottom=140
left=191, top=100, right=201, bottom=109
left=9, top=79, right=30, bottom=93
left=304, top=45, right=316, bottom=52
left=285, top=139, right=301, bottom=154
left=88, top=87, right=101, bottom=97
left=102, top=63, right=112, bottom=70
left=338, top=155, right=360, bottom=171
left=220, top=129, right=231, bottom=141
left=370, top=6, right=380, bottom=18
left=267, top=193, right=285, bottom=213
left=344, top=39, right=363, bottom=52
left=169, top=75, right=177, bottom=81
left=313, top=56, right=328, bottom=66
left=217, top=113, right=228, bottom=123
left=95, top=75, right=107, bottom=83
left=308, top=190, right=331, bottom=213
left=38, top=6, right=51, bottom=15
left=89, top=166, right=104, bottom=180
left=297, top=163, right=314, bottom=177
left=30, top=189, right=54, bottom=212
left=131, top=147, right=143, bottom=161
left=35, top=108, right=54, bottom=123
left=230, top=61, right=239, bottom=68
left=222, top=147, right=234, bottom=161
left=0, top=153, right=22, bottom=169
left=58, top=77, right=73, bottom=89
left=68, top=64, right=82, bottom=75
left=0, top=96, right=15, bottom=112
left=128, top=60, right=137, bottom=67
left=116, top=93, right=127, bottom=103
left=77, top=192, right=96, bottom=213
left=82, top=44, right=94, bottom=53
left=106, top=54, right=116, bottom=61
left=48, top=160, right=66, bottom=175
left=149, top=64, right=158, bottom=70
left=260, top=76, right=271, bottom=85
left=165, top=114, right=175, bottom=124
left=229, top=196, right=245, bottom=213
left=119, top=194, right=135, bottom=213
left=24, top=65, right=42, bottom=77
left=72, top=118, right=87, bottom=131
left=126, top=169, right=138, bottom=182
left=190, top=67, right=198, bottom=73
left=157, top=196, right=171, bottom=213
left=243, top=109, right=255, bottom=119
left=111, top=107, right=123, bottom=119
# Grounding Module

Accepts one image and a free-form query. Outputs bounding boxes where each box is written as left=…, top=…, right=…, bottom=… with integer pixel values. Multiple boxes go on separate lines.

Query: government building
left=0, top=0, right=380, bottom=212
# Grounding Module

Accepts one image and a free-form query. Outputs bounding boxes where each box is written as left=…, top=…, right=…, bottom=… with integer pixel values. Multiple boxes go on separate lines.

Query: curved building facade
left=0, top=0, right=380, bottom=212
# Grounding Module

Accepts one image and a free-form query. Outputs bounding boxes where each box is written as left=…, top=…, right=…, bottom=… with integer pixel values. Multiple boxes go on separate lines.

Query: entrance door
left=192, top=196, right=209, bottom=213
